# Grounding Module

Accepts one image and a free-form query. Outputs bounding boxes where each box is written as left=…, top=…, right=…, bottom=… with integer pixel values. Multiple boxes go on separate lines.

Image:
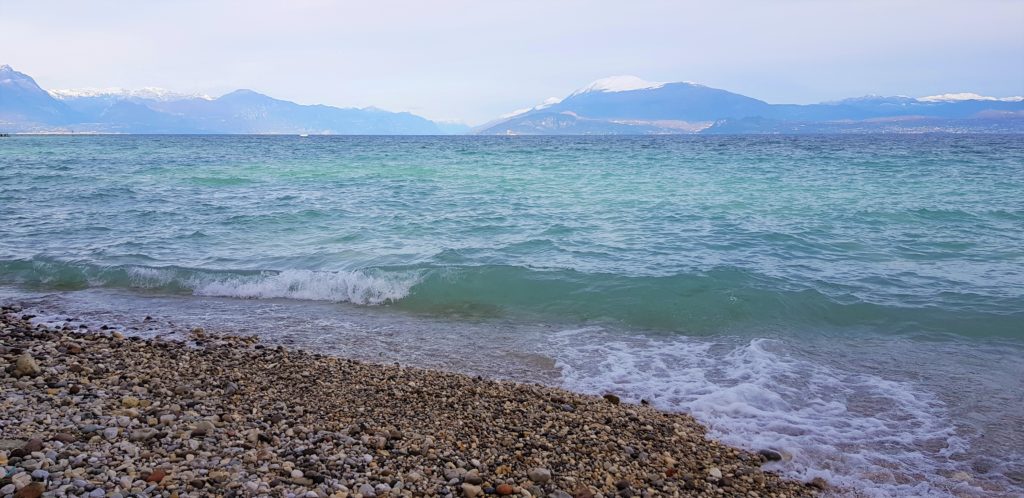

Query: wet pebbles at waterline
left=0, top=308, right=820, bottom=497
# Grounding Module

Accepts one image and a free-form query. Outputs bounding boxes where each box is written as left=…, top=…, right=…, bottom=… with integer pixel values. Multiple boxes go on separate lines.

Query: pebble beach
left=0, top=306, right=820, bottom=498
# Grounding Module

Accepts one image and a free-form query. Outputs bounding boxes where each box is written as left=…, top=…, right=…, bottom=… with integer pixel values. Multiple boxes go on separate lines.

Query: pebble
left=13, top=482, right=44, bottom=498
left=130, top=428, right=159, bottom=441
left=464, top=469, right=483, bottom=485
left=528, top=467, right=551, bottom=484
left=22, top=438, right=43, bottom=452
left=11, top=472, right=31, bottom=488
left=0, top=308, right=816, bottom=498
left=13, top=353, right=40, bottom=377
left=191, top=420, right=216, bottom=436
left=462, top=483, right=483, bottom=497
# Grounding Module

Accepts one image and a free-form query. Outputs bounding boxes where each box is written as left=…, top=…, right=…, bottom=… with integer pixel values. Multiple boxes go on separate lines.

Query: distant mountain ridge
left=477, top=76, right=1024, bottom=134
left=4, top=66, right=1022, bottom=135
left=0, top=65, right=467, bottom=134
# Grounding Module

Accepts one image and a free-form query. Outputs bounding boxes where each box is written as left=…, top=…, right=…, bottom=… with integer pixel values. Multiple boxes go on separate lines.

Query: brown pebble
left=603, top=393, right=620, bottom=405
left=52, top=433, right=76, bottom=443
left=147, top=468, right=168, bottom=482
left=14, top=483, right=44, bottom=498
left=495, top=483, right=515, bottom=495
left=573, top=487, right=596, bottom=498
left=22, top=438, right=43, bottom=452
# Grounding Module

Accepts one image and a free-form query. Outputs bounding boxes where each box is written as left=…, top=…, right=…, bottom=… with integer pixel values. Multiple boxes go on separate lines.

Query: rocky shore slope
left=1, top=306, right=820, bottom=497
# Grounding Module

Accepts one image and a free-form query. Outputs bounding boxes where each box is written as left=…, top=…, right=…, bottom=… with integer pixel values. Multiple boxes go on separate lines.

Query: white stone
left=11, top=472, right=31, bottom=488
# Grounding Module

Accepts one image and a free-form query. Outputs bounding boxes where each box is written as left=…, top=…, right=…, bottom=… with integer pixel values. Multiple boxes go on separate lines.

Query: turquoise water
left=2, top=135, right=1023, bottom=496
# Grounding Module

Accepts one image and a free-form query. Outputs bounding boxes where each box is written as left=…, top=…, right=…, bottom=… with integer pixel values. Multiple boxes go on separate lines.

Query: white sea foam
left=550, top=329, right=986, bottom=497
left=192, top=269, right=419, bottom=305
left=125, top=266, right=180, bottom=287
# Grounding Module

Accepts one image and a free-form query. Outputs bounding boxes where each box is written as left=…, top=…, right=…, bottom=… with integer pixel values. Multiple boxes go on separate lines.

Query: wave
left=193, top=269, right=417, bottom=305
left=399, top=265, right=1024, bottom=337
left=550, top=331, right=997, bottom=497
left=1, top=257, right=1021, bottom=336
left=0, top=259, right=419, bottom=306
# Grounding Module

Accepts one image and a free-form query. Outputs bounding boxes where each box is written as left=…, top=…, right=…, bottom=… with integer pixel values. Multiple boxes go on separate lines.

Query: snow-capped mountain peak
left=569, top=75, right=667, bottom=97
left=48, top=87, right=213, bottom=101
left=918, top=92, right=1024, bottom=103
left=500, top=96, right=563, bottom=119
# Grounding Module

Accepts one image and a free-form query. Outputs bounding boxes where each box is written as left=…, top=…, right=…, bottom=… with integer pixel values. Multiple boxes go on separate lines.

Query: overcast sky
left=3, top=0, right=1023, bottom=124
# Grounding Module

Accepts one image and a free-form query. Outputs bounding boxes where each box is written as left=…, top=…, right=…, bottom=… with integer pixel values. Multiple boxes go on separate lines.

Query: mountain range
left=0, top=65, right=467, bottom=135
left=477, top=76, right=1024, bottom=134
left=3, top=66, right=1022, bottom=135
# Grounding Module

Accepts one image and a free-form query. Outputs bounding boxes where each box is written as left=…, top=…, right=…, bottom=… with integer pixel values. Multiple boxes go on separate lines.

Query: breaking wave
left=2, top=257, right=1022, bottom=336
left=0, top=258, right=419, bottom=306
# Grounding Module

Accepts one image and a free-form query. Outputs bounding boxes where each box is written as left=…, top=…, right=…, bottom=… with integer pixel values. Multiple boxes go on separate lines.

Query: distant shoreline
left=3, top=64, right=1022, bottom=136
left=3, top=131, right=1024, bottom=136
